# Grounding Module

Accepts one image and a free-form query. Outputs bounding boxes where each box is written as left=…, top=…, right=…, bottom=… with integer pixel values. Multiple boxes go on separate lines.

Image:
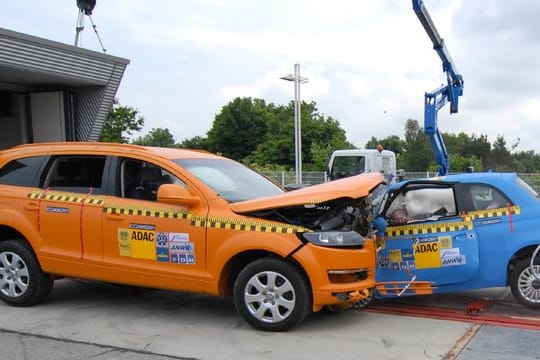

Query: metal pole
left=280, top=65, right=308, bottom=185
left=74, top=9, right=84, bottom=46
left=294, top=64, right=302, bottom=185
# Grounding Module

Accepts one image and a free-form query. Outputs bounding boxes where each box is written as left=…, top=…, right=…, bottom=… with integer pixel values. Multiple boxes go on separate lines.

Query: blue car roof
left=396, top=172, right=518, bottom=187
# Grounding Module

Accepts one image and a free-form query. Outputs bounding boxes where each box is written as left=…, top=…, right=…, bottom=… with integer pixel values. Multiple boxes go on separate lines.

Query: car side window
left=0, top=156, right=45, bottom=187
left=385, top=185, right=457, bottom=225
left=466, top=184, right=511, bottom=211
left=120, top=158, right=185, bottom=201
left=43, top=156, right=106, bottom=194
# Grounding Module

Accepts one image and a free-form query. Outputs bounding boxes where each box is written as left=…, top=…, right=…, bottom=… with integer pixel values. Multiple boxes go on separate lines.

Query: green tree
left=468, top=134, right=492, bottom=168
left=99, top=99, right=144, bottom=143
left=178, top=135, right=209, bottom=150
left=513, top=150, right=540, bottom=172
left=246, top=101, right=351, bottom=171
left=132, top=128, right=176, bottom=147
left=443, top=132, right=491, bottom=169
left=300, top=102, right=352, bottom=170
left=399, top=119, right=433, bottom=171
left=487, top=135, right=515, bottom=170
left=207, top=97, right=269, bottom=160
left=365, top=135, right=404, bottom=155
left=450, top=154, right=483, bottom=172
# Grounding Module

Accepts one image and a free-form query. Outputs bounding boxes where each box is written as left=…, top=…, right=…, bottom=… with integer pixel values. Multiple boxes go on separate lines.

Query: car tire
left=510, top=257, right=540, bottom=309
left=0, top=239, right=53, bottom=306
left=233, top=257, right=312, bottom=332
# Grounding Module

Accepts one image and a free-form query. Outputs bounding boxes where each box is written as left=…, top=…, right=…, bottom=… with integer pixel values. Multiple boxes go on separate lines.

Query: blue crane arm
left=412, top=0, right=464, bottom=176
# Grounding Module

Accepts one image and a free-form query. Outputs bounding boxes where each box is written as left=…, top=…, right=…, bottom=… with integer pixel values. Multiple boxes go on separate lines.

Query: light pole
left=280, top=64, right=308, bottom=185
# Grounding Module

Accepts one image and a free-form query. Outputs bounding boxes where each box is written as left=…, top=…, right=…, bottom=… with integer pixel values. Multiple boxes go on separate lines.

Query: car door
left=457, top=182, right=517, bottom=287
left=36, top=155, right=107, bottom=276
left=101, top=157, right=208, bottom=292
left=375, top=182, right=479, bottom=297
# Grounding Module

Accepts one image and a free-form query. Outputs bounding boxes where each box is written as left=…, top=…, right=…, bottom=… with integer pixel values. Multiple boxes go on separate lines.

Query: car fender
left=206, top=231, right=304, bottom=290
left=0, top=206, right=43, bottom=255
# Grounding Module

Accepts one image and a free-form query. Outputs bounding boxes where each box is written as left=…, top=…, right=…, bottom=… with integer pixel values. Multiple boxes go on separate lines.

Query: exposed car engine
left=248, top=197, right=374, bottom=236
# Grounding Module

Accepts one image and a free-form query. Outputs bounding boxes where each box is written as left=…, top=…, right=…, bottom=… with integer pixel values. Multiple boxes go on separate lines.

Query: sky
left=2, top=0, right=540, bottom=152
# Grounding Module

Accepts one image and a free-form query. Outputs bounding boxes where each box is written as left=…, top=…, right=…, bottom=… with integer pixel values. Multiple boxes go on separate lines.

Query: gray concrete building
left=0, top=27, right=129, bottom=148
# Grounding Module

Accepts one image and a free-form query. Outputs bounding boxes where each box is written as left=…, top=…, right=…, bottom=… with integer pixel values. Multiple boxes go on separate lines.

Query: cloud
left=2, top=0, right=540, bottom=153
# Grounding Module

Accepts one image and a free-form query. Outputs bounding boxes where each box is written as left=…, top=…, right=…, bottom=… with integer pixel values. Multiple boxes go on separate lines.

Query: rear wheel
left=233, top=257, right=311, bottom=331
left=510, top=257, right=540, bottom=309
left=0, top=240, right=53, bottom=306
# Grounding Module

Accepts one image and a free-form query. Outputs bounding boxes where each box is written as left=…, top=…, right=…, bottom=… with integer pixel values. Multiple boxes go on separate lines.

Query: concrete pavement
left=0, top=279, right=537, bottom=360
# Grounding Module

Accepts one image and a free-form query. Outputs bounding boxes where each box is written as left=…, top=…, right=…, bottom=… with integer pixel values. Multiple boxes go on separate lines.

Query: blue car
left=371, top=172, right=540, bottom=308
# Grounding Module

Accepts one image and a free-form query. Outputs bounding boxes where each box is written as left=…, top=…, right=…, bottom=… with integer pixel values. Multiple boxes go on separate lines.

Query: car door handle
left=24, top=202, right=39, bottom=211
left=105, top=213, right=124, bottom=221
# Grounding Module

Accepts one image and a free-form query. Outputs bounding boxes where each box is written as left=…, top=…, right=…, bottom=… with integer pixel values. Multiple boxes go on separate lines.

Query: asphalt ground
left=0, top=279, right=538, bottom=360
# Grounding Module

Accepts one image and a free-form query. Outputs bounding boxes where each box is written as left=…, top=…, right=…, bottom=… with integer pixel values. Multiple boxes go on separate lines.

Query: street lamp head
left=280, top=74, right=295, bottom=82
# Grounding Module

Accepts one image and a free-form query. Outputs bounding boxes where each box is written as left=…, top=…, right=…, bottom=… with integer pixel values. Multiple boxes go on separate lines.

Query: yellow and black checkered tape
left=27, top=191, right=104, bottom=205
left=385, top=220, right=472, bottom=237
left=29, top=191, right=309, bottom=234
left=191, top=216, right=308, bottom=234
left=466, top=205, right=520, bottom=220
left=104, top=205, right=193, bottom=220
left=104, top=206, right=307, bottom=234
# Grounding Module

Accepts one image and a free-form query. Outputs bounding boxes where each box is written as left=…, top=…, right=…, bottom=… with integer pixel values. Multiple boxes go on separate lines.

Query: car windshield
left=174, top=158, right=284, bottom=202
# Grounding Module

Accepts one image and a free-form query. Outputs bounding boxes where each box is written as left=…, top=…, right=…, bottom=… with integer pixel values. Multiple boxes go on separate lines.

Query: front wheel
left=233, top=257, right=312, bottom=331
left=0, top=239, right=53, bottom=306
left=510, top=257, right=540, bottom=309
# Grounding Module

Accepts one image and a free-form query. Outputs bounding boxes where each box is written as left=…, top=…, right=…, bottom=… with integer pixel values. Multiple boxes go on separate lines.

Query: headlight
left=302, top=231, right=365, bottom=247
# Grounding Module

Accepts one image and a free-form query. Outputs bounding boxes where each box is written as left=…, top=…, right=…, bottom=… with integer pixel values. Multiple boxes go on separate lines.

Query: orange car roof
left=1, top=142, right=218, bottom=160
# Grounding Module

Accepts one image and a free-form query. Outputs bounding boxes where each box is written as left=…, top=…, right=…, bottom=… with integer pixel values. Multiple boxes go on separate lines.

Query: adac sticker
left=130, top=228, right=156, bottom=260
left=414, top=240, right=441, bottom=269
left=118, top=224, right=157, bottom=260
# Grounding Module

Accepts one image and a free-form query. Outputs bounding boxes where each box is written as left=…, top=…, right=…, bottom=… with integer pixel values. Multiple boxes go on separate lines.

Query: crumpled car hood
left=230, top=172, right=384, bottom=213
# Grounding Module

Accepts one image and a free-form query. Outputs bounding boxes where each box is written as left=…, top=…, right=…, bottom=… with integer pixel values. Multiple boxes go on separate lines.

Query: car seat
left=129, top=167, right=163, bottom=201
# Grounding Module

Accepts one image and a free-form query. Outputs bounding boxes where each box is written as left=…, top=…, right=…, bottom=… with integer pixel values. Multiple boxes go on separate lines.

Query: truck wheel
left=233, top=257, right=311, bottom=331
left=0, top=239, right=53, bottom=306
left=510, top=257, right=540, bottom=309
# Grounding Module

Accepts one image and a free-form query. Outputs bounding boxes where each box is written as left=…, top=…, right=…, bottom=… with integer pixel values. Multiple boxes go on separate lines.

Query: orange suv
left=0, top=142, right=382, bottom=331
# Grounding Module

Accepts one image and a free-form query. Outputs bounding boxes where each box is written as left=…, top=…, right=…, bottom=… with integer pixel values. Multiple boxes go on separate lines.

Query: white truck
left=327, top=148, right=403, bottom=185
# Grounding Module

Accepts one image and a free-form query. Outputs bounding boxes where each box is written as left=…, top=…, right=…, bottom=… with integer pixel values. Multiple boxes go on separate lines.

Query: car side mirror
left=157, top=184, right=200, bottom=206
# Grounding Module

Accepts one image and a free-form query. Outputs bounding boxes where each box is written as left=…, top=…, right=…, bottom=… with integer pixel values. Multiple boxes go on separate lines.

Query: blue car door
left=374, top=182, right=480, bottom=297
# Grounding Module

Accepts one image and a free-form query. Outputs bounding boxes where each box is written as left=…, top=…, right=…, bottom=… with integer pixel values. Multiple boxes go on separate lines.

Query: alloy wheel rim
left=244, top=271, right=296, bottom=323
left=518, top=265, right=540, bottom=304
left=0, top=251, right=29, bottom=298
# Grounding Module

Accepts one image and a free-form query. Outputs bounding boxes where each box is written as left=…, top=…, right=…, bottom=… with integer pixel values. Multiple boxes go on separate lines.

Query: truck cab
left=328, top=149, right=400, bottom=185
